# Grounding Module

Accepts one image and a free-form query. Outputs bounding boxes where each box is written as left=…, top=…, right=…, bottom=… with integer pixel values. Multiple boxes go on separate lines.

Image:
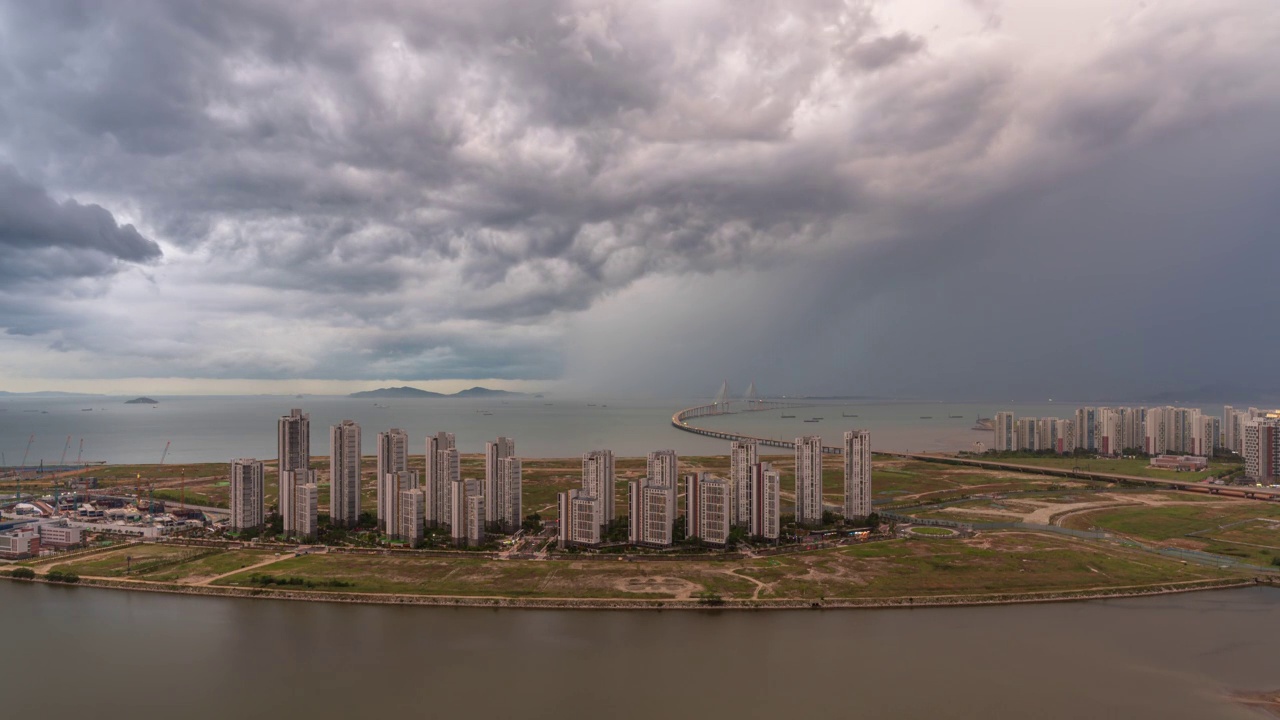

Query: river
left=4, top=581, right=1278, bottom=719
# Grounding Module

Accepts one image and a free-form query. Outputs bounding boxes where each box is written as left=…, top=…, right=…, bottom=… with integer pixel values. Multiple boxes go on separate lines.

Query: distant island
left=349, top=386, right=526, bottom=399
left=124, top=397, right=159, bottom=404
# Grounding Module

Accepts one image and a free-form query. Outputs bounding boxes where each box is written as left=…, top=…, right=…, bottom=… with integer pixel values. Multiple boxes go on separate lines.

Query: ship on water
left=972, top=414, right=994, bottom=431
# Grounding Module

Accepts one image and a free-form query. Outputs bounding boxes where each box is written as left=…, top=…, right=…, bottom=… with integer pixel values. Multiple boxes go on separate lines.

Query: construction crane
left=19, top=434, right=34, bottom=477
left=59, top=435, right=72, bottom=467
left=160, top=441, right=171, bottom=465
left=75, top=439, right=84, bottom=468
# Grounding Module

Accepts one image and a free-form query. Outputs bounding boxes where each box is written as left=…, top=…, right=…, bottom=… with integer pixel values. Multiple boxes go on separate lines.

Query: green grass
left=980, top=456, right=1231, bottom=482
left=139, top=550, right=280, bottom=582
left=910, top=527, right=957, bottom=536
left=49, top=544, right=211, bottom=577
left=1064, top=502, right=1280, bottom=540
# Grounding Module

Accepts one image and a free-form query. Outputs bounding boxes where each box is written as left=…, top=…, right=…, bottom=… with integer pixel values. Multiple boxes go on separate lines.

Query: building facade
left=450, top=478, right=485, bottom=546
left=843, top=430, right=872, bottom=521
left=293, top=481, right=319, bottom=541
left=730, top=440, right=757, bottom=527
left=687, top=473, right=730, bottom=546
left=484, top=437, right=515, bottom=528
left=582, top=449, right=616, bottom=535
left=794, top=436, right=824, bottom=525
left=330, top=420, right=362, bottom=528
left=628, top=478, right=676, bottom=547
left=749, top=462, right=781, bottom=540
left=230, top=458, right=265, bottom=531
left=425, top=432, right=458, bottom=528
left=557, top=488, right=601, bottom=548
left=277, top=408, right=310, bottom=536
left=397, top=488, right=425, bottom=545
left=1244, top=416, right=1280, bottom=481
left=496, top=456, right=522, bottom=532
left=993, top=411, right=1016, bottom=452
left=375, top=428, right=409, bottom=531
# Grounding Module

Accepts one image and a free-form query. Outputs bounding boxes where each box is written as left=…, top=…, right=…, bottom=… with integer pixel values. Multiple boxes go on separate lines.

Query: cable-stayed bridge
left=671, top=381, right=843, bottom=454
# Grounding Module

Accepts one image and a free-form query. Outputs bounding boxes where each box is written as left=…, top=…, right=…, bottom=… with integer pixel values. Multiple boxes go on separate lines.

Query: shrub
left=10, top=567, right=37, bottom=580
left=45, top=570, right=81, bottom=584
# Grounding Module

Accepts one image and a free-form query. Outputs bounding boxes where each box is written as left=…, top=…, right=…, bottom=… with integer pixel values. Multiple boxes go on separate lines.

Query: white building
left=497, top=456, right=522, bottom=532
left=582, top=449, right=616, bottom=535
left=484, top=437, right=516, bottom=529
left=425, top=432, right=459, bottom=528
left=687, top=473, right=730, bottom=546
left=230, top=458, right=265, bottom=531
left=1244, top=415, right=1280, bottom=481
left=278, top=408, right=310, bottom=536
left=730, top=440, right=757, bottom=527
left=1017, top=417, right=1039, bottom=452
left=843, top=430, right=872, bottom=521
left=628, top=478, right=676, bottom=547
left=294, top=481, right=319, bottom=541
left=330, top=420, right=362, bottom=528
left=557, top=488, right=600, bottom=548
left=375, top=428, right=409, bottom=531
left=380, top=470, right=419, bottom=537
left=994, top=412, right=1016, bottom=452
left=794, top=436, right=824, bottom=526
left=749, top=462, right=781, bottom=541
left=450, top=478, right=485, bottom=547
left=397, top=488, right=425, bottom=545
left=1075, top=407, right=1100, bottom=452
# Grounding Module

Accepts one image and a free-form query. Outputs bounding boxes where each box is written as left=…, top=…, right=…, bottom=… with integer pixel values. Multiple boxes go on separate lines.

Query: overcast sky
left=0, top=1, right=1277, bottom=400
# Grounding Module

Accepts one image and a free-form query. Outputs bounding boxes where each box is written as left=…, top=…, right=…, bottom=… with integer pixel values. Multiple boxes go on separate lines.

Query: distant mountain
left=125, top=397, right=159, bottom=404
left=451, top=386, right=526, bottom=398
left=348, top=386, right=526, bottom=399
left=349, top=386, right=446, bottom=399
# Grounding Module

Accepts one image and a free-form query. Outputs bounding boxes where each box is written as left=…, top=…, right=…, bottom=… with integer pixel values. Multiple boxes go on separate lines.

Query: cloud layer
left=0, top=1, right=1277, bottom=396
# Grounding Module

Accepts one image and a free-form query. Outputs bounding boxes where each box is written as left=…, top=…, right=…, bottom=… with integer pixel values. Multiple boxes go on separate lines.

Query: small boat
left=949, top=415, right=963, bottom=419
left=804, top=419, right=820, bottom=423
left=842, top=413, right=858, bottom=417
left=81, top=408, right=93, bottom=412
left=919, top=416, right=933, bottom=419
left=811, top=417, right=824, bottom=420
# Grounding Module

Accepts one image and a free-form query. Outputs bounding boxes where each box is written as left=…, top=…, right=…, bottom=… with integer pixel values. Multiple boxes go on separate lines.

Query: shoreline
left=1, top=574, right=1259, bottom=612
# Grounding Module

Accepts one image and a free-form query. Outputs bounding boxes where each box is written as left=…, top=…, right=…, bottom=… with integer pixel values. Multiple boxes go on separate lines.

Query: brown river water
left=4, top=582, right=1280, bottom=719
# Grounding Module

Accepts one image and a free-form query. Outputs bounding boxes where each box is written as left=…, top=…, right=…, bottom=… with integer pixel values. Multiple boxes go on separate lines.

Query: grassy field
left=179, top=531, right=1242, bottom=601
left=139, top=550, right=281, bottom=582
left=1062, top=501, right=1280, bottom=567
left=48, top=544, right=211, bottom=577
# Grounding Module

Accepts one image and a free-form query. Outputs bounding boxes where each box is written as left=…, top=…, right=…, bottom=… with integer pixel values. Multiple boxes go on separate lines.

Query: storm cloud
left=0, top=1, right=1276, bottom=396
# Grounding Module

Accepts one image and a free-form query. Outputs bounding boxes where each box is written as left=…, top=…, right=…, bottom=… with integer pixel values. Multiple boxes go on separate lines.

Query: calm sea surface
left=3, top=581, right=1278, bottom=719
left=0, top=395, right=1227, bottom=465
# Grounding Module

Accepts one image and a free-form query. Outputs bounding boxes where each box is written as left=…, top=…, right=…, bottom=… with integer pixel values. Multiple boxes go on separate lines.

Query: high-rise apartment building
left=397, top=488, right=425, bottom=545
left=1017, top=417, right=1039, bottom=452
left=380, top=470, right=418, bottom=535
left=749, top=461, right=780, bottom=540
left=686, top=473, right=730, bottom=546
left=730, top=440, right=757, bottom=527
left=277, top=408, right=310, bottom=535
left=496, top=456, right=522, bottom=532
left=843, top=430, right=872, bottom=521
left=647, top=449, right=679, bottom=488
left=484, top=437, right=516, bottom=528
left=794, top=436, right=824, bottom=525
left=230, top=458, right=265, bottom=531
left=628, top=478, right=676, bottom=547
left=994, top=412, right=1016, bottom=452
left=329, top=420, right=362, bottom=528
left=1194, top=415, right=1220, bottom=458
left=450, top=478, right=485, bottom=547
left=557, top=488, right=600, bottom=548
left=425, top=432, right=458, bottom=528
left=375, top=428, right=409, bottom=531
left=294, top=480, right=319, bottom=541
left=1075, top=407, right=1099, bottom=452
left=1244, top=415, right=1280, bottom=481
left=582, top=449, right=616, bottom=534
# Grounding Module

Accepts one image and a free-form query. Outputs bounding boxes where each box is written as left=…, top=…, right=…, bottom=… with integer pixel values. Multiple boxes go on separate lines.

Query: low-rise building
left=0, top=524, right=40, bottom=559
left=1149, top=455, right=1209, bottom=472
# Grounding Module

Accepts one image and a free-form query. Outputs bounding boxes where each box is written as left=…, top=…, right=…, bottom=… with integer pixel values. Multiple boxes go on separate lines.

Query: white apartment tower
left=397, top=489, right=425, bottom=545
left=484, top=437, right=516, bottom=528
left=375, top=428, right=410, bottom=531
left=277, top=408, right=310, bottom=535
left=628, top=478, right=676, bottom=547
left=582, top=449, right=616, bottom=534
left=294, top=481, right=319, bottom=541
left=686, top=473, right=730, bottom=546
left=557, top=488, right=600, bottom=548
left=425, top=432, right=459, bottom=528
left=1017, top=417, right=1039, bottom=452
left=230, top=458, right=265, bottom=531
left=381, top=470, right=419, bottom=536
left=1244, top=416, right=1280, bottom=481
left=749, top=462, right=781, bottom=540
left=794, top=436, right=824, bottom=526
left=730, top=440, right=757, bottom=527
left=497, top=456, right=522, bottom=532
left=993, top=412, right=1016, bottom=452
left=843, top=430, right=872, bottom=522
left=450, top=478, right=485, bottom=547
left=329, top=420, right=362, bottom=528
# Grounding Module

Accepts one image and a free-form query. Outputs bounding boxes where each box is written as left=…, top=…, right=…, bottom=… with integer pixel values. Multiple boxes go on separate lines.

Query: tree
left=522, top=513, right=543, bottom=533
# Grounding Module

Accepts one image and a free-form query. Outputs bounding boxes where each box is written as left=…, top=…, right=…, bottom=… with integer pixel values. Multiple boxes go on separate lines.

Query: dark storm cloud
left=0, top=0, right=1276, bottom=389
left=0, top=164, right=161, bottom=284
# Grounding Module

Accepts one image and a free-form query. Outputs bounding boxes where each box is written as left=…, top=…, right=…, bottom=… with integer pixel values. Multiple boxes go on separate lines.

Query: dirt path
left=724, top=567, right=769, bottom=600
left=194, top=553, right=296, bottom=587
